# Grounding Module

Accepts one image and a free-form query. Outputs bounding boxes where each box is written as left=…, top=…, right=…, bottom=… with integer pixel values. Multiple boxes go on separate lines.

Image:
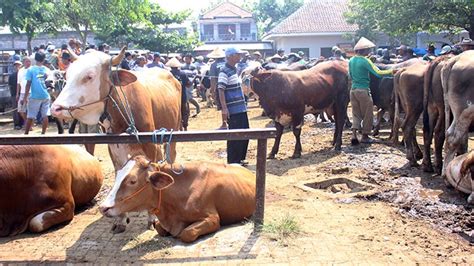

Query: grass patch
left=262, top=213, right=300, bottom=243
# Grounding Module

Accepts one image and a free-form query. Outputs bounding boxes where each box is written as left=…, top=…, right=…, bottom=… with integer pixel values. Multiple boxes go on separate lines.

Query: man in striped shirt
left=218, top=47, right=249, bottom=165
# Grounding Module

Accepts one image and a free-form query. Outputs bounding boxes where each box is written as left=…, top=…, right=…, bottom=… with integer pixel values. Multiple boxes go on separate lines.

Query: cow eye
left=129, top=179, right=137, bottom=185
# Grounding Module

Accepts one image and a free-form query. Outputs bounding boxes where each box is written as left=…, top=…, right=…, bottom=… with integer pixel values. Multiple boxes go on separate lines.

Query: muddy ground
left=0, top=101, right=473, bottom=264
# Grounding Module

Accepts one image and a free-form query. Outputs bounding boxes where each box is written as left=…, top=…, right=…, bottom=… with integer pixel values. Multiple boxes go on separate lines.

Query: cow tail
left=441, top=56, right=457, bottom=130
left=393, top=71, right=401, bottom=135
left=423, top=60, right=438, bottom=133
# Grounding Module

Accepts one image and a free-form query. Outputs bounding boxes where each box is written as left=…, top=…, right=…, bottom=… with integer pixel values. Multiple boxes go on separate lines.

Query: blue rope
left=152, top=128, right=174, bottom=164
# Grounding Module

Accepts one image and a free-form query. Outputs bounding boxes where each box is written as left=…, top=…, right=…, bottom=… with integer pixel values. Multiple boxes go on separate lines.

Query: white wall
left=271, top=34, right=352, bottom=58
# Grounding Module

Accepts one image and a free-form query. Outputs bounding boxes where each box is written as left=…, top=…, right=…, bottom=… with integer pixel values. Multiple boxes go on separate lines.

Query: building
left=0, top=26, right=96, bottom=51
left=194, top=2, right=273, bottom=56
left=262, top=0, right=357, bottom=58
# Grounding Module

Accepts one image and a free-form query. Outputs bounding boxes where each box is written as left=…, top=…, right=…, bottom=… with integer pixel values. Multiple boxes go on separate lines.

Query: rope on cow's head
left=108, top=57, right=140, bottom=143
left=152, top=128, right=184, bottom=175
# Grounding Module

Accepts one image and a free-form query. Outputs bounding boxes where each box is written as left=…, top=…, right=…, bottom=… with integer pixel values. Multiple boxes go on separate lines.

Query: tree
left=53, top=0, right=150, bottom=49
left=0, top=0, right=57, bottom=54
left=346, top=0, right=474, bottom=41
left=253, top=0, right=303, bottom=35
left=95, top=3, right=199, bottom=53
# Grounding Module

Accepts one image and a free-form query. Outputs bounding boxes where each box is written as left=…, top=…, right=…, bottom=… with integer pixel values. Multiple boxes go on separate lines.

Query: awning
left=194, top=42, right=273, bottom=52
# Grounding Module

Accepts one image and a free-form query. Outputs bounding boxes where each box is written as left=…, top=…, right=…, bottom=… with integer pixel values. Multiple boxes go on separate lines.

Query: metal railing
left=0, top=128, right=276, bottom=227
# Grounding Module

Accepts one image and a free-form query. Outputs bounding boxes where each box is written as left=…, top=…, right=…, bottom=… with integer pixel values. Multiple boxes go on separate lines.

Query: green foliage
left=253, top=0, right=303, bottom=35
left=346, top=0, right=474, bottom=41
left=0, top=0, right=57, bottom=53
left=263, top=213, right=300, bottom=242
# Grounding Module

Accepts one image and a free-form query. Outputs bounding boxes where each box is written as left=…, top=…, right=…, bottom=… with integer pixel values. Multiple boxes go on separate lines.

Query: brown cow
left=441, top=51, right=474, bottom=176
left=51, top=47, right=182, bottom=233
left=421, top=55, right=454, bottom=173
left=248, top=60, right=349, bottom=158
left=99, top=155, right=256, bottom=243
left=0, top=145, right=103, bottom=236
left=445, top=150, right=474, bottom=204
left=391, top=61, right=428, bottom=166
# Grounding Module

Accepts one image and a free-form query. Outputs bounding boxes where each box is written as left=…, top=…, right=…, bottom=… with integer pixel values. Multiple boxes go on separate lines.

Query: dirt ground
left=0, top=100, right=473, bottom=264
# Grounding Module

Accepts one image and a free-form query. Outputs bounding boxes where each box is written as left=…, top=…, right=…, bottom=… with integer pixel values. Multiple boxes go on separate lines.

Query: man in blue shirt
left=218, top=47, right=249, bottom=165
left=23, top=52, right=50, bottom=135
left=147, top=53, right=165, bottom=69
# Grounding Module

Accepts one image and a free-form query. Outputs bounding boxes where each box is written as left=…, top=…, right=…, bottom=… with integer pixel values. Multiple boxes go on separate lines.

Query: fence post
left=254, top=138, right=267, bottom=230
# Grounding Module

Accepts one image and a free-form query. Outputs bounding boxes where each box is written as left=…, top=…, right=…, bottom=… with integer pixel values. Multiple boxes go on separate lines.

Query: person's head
left=406, top=47, right=415, bottom=57
left=61, top=44, right=68, bottom=51
left=225, top=47, right=243, bottom=66
left=153, top=53, right=161, bottom=63
left=61, top=52, right=72, bottom=66
left=354, top=37, right=376, bottom=56
left=277, top=48, right=284, bottom=57
left=195, top=55, right=204, bottom=63
left=427, top=44, right=435, bottom=54
left=47, top=45, right=55, bottom=53
left=35, top=52, right=46, bottom=64
left=39, top=44, right=46, bottom=52
left=125, top=52, right=132, bottom=60
left=165, top=57, right=181, bottom=70
left=397, top=45, right=407, bottom=56
left=270, top=54, right=282, bottom=63
left=13, top=61, right=22, bottom=71
left=33, top=46, right=39, bottom=53
left=136, top=56, right=146, bottom=67
left=88, top=44, right=97, bottom=50
left=252, top=51, right=262, bottom=60
left=459, top=38, right=474, bottom=51
left=23, top=57, right=32, bottom=68
left=68, top=38, right=77, bottom=49
left=439, top=45, right=452, bottom=55
left=14, top=49, right=20, bottom=55
left=184, top=54, right=193, bottom=64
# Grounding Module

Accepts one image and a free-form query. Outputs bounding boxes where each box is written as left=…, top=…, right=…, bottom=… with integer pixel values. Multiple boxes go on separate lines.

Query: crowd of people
left=6, top=36, right=474, bottom=164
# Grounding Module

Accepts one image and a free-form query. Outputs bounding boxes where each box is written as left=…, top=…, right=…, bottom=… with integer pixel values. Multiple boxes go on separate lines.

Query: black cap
left=61, top=52, right=71, bottom=60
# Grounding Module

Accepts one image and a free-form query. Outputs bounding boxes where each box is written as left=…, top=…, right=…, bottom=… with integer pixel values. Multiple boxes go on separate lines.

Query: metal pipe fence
left=0, top=128, right=276, bottom=227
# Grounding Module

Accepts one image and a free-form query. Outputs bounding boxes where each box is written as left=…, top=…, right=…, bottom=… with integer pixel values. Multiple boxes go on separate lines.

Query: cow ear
left=111, top=69, right=137, bottom=86
left=149, top=171, right=175, bottom=190
left=257, top=71, right=272, bottom=82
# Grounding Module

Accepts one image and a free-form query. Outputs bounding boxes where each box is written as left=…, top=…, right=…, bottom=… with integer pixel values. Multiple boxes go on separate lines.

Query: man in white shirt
left=16, top=57, right=32, bottom=122
left=133, top=56, right=147, bottom=72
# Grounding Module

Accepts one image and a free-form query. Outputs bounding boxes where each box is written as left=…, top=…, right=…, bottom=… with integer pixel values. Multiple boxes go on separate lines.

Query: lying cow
left=392, top=62, right=428, bottom=166
left=99, top=155, right=256, bottom=243
left=441, top=51, right=474, bottom=176
left=445, top=150, right=474, bottom=204
left=248, top=60, right=349, bottom=158
left=0, top=145, right=103, bottom=236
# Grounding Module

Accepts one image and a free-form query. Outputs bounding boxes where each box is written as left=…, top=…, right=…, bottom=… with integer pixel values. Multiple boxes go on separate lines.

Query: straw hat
left=207, top=47, right=225, bottom=59
left=459, top=38, right=474, bottom=46
left=252, top=51, right=262, bottom=57
left=270, top=54, right=282, bottom=60
left=165, top=57, right=182, bottom=68
left=354, top=37, right=376, bottom=51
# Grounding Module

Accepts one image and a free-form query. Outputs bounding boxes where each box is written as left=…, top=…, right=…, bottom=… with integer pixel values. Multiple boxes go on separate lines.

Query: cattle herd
left=0, top=47, right=473, bottom=243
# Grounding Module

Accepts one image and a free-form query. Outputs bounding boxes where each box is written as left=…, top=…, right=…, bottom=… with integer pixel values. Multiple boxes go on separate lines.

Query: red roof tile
left=201, top=2, right=253, bottom=19
left=267, top=0, right=357, bottom=35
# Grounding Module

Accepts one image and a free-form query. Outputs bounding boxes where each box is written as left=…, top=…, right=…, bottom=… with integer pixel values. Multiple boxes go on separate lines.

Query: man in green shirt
left=349, top=37, right=394, bottom=144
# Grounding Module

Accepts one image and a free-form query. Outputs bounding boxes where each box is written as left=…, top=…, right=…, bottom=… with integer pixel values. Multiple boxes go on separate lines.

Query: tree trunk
left=27, top=34, right=33, bottom=56
left=469, top=10, right=474, bottom=39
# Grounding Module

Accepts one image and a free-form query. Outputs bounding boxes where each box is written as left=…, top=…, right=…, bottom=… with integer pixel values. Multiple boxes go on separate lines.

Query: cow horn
left=111, top=46, right=127, bottom=66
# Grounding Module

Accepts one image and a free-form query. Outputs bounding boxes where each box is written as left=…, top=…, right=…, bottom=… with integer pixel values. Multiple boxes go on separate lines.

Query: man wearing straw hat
left=349, top=37, right=395, bottom=145
left=167, top=57, right=191, bottom=131
left=207, top=47, right=227, bottom=129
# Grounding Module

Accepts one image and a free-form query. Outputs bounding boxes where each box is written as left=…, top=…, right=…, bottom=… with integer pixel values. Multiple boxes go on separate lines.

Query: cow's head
left=45, top=70, right=66, bottom=100
left=99, top=155, right=174, bottom=217
left=50, top=47, right=137, bottom=125
left=247, top=66, right=272, bottom=96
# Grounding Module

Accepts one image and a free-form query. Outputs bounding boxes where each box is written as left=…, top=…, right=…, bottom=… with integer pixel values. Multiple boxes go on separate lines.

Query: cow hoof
left=421, top=163, right=434, bottom=173
left=111, top=224, right=127, bottom=234
left=467, top=193, right=474, bottom=205
left=334, top=145, right=342, bottom=151
left=351, top=138, right=359, bottom=146
left=373, top=130, right=379, bottom=137
left=267, top=154, right=276, bottom=159
left=291, top=154, right=301, bottom=159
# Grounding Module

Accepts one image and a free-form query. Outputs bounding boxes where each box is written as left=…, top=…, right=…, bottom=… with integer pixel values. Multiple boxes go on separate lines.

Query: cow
left=441, top=51, right=474, bottom=176
left=445, top=150, right=474, bottom=204
left=0, top=145, right=103, bottom=236
left=99, top=154, right=256, bottom=243
left=420, top=55, right=454, bottom=173
left=248, top=60, right=349, bottom=158
left=391, top=62, right=429, bottom=166
left=50, top=47, right=182, bottom=233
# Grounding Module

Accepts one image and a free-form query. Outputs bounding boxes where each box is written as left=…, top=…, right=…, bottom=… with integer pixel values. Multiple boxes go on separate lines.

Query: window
left=218, top=24, right=236, bottom=40
left=203, top=25, right=213, bottom=36
left=241, top=23, right=251, bottom=39
left=290, top=48, right=310, bottom=58
left=320, top=47, right=332, bottom=58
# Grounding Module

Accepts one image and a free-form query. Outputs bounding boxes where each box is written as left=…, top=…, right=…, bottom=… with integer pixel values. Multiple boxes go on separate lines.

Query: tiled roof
left=267, top=0, right=357, bottom=35
left=201, top=2, right=253, bottom=19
